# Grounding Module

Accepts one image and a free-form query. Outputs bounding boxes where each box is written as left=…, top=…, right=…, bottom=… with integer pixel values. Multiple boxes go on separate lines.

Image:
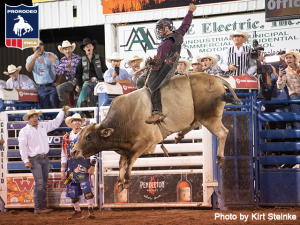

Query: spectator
left=18, top=106, right=70, bottom=214
left=277, top=49, right=300, bottom=128
left=61, top=113, right=96, bottom=219
left=220, top=29, right=257, bottom=76
left=4, top=64, right=37, bottom=110
left=104, top=52, right=131, bottom=84
left=191, top=56, right=203, bottom=72
left=175, top=58, right=191, bottom=75
left=127, top=54, right=144, bottom=83
left=48, top=40, right=81, bottom=107
left=75, top=38, right=108, bottom=108
left=26, top=40, right=60, bottom=109
left=200, top=53, right=224, bottom=76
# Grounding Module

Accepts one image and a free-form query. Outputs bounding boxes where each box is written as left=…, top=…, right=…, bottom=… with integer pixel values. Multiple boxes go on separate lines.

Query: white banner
left=118, top=12, right=300, bottom=67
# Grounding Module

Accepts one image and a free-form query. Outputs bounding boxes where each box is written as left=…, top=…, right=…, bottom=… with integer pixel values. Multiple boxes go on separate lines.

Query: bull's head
left=72, top=123, right=114, bottom=158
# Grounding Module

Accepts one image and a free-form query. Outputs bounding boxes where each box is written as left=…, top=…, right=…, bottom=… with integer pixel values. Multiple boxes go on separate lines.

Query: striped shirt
left=277, top=66, right=300, bottom=96
left=53, top=53, right=81, bottom=81
left=220, top=46, right=257, bottom=76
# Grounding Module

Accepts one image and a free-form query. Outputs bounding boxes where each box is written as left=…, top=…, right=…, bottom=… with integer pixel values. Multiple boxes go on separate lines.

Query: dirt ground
left=1, top=207, right=300, bottom=225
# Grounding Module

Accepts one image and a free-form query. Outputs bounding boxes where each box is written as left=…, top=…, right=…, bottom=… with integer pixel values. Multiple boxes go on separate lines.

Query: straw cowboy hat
left=80, top=38, right=97, bottom=52
left=281, top=49, right=300, bottom=64
left=65, top=113, right=86, bottom=128
left=199, top=53, right=218, bottom=66
left=126, top=55, right=144, bottom=65
left=229, top=29, right=249, bottom=43
left=58, top=40, right=76, bottom=53
left=191, top=56, right=201, bottom=65
left=178, top=58, right=192, bottom=70
left=23, top=109, right=42, bottom=121
left=106, top=52, right=124, bottom=63
left=3, top=64, right=22, bottom=75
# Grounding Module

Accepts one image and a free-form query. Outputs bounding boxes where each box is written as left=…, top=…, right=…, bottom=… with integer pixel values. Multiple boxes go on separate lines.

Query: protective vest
left=82, top=54, right=103, bottom=81
left=227, top=46, right=250, bottom=76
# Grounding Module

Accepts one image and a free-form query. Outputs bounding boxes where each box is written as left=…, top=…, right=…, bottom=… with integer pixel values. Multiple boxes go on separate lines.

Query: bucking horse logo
left=13, top=15, right=33, bottom=37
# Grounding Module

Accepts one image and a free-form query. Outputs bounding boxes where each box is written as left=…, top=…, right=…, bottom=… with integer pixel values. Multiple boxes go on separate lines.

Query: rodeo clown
left=61, top=113, right=96, bottom=219
left=145, top=3, right=197, bottom=124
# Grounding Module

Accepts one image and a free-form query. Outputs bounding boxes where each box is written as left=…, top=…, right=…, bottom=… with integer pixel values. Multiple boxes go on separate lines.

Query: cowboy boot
left=145, top=111, right=166, bottom=124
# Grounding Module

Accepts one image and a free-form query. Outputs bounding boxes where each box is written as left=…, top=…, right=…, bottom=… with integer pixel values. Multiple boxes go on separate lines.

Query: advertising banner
left=104, top=173, right=203, bottom=204
left=118, top=12, right=300, bottom=66
left=6, top=175, right=96, bottom=207
left=102, top=0, right=243, bottom=15
left=265, top=0, right=300, bottom=21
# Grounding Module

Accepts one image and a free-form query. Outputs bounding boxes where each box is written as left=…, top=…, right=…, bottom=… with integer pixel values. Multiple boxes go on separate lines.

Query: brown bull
left=72, top=73, right=242, bottom=191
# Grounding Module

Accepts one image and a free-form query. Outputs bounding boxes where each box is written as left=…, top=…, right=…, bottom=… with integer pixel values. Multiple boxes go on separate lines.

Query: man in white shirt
left=18, top=106, right=70, bottom=214
left=220, top=29, right=257, bottom=76
left=3, top=64, right=37, bottom=110
left=127, top=54, right=144, bottom=83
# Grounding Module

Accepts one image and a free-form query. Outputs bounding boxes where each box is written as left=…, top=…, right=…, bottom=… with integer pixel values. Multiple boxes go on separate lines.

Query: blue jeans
left=275, top=106, right=292, bottom=129
left=37, top=84, right=59, bottom=109
left=29, top=156, right=50, bottom=211
left=290, top=95, right=300, bottom=129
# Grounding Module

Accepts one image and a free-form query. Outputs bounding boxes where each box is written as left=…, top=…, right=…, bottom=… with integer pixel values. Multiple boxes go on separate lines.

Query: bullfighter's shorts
left=66, top=176, right=92, bottom=198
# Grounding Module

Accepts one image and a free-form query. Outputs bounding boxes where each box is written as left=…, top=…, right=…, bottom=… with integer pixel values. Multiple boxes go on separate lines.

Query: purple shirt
left=53, top=53, right=81, bottom=81
left=157, top=10, right=193, bottom=60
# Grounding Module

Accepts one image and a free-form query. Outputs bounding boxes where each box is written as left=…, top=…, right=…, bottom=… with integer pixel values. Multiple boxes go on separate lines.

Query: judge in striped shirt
left=220, top=29, right=257, bottom=76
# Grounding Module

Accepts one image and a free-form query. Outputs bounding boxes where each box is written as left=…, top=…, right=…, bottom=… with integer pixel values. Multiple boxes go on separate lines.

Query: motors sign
left=265, top=0, right=300, bottom=21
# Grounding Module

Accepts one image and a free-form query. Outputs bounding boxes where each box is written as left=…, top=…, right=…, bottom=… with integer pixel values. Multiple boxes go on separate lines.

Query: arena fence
left=253, top=94, right=300, bottom=206
left=0, top=107, right=98, bottom=211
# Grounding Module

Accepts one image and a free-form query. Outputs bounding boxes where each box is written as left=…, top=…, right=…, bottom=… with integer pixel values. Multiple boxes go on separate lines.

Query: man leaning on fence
left=277, top=50, right=300, bottom=129
left=18, top=106, right=70, bottom=214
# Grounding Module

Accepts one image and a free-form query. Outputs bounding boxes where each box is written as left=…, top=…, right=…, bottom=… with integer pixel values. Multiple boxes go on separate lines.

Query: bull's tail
left=217, top=77, right=242, bottom=105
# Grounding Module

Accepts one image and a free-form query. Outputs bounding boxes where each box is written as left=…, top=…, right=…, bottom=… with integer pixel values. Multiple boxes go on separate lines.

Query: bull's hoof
left=216, top=156, right=225, bottom=168
left=175, top=135, right=183, bottom=144
left=124, top=180, right=132, bottom=189
left=118, top=183, right=125, bottom=193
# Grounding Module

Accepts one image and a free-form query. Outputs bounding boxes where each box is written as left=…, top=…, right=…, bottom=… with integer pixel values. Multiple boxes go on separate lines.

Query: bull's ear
left=100, top=128, right=114, bottom=137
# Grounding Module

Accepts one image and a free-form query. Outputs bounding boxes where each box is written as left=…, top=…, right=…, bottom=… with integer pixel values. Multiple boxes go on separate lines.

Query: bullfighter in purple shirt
left=145, top=3, right=197, bottom=124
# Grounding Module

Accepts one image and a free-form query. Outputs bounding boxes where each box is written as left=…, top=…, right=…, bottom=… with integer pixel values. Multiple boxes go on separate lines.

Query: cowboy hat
left=80, top=38, right=97, bottom=52
left=191, top=56, right=201, bottom=65
left=106, top=52, right=124, bottom=63
left=229, top=29, right=249, bottom=43
left=199, top=53, right=218, bottom=66
left=281, top=49, right=300, bottom=64
left=58, top=40, right=76, bottom=53
left=65, top=113, right=86, bottom=128
left=178, top=58, right=192, bottom=70
left=23, top=109, right=42, bottom=121
left=126, top=55, right=144, bottom=65
left=3, top=64, right=22, bottom=75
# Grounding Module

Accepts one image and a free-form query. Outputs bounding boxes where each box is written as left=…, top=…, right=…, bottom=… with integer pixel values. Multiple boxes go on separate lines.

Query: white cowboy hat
left=106, top=52, right=124, bottom=63
left=3, top=64, right=22, bottom=75
left=281, top=49, right=300, bottom=64
left=229, top=29, right=249, bottom=43
left=126, top=55, right=144, bottom=66
left=23, top=109, right=42, bottom=121
left=199, top=53, right=218, bottom=66
left=178, top=58, right=192, bottom=70
left=58, top=40, right=76, bottom=53
left=65, top=113, right=86, bottom=128
left=191, top=56, right=201, bottom=65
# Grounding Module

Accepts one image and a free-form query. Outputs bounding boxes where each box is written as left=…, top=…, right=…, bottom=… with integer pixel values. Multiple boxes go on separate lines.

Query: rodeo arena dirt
left=2, top=0, right=300, bottom=224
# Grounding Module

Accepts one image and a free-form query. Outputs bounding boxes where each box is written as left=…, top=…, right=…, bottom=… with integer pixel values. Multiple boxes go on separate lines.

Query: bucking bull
left=72, top=73, right=242, bottom=191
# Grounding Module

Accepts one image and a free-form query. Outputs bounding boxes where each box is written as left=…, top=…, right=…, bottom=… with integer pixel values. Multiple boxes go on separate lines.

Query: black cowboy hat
left=80, top=38, right=97, bottom=52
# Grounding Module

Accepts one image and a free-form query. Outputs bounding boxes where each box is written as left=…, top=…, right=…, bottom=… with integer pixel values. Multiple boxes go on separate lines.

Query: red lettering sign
left=233, top=76, right=258, bottom=89
left=13, top=178, right=35, bottom=192
left=16, top=89, right=39, bottom=102
left=120, top=83, right=137, bottom=94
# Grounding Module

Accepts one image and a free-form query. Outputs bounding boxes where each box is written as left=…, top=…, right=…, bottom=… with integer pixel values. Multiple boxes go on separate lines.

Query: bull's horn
left=95, top=123, right=101, bottom=130
left=100, top=128, right=114, bottom=137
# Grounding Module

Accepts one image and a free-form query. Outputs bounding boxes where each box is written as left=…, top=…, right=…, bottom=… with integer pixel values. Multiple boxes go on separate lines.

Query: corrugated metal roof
left=34, top=0, right=265, bottom=29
